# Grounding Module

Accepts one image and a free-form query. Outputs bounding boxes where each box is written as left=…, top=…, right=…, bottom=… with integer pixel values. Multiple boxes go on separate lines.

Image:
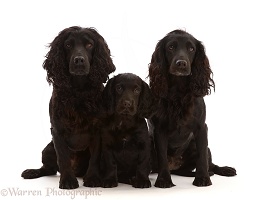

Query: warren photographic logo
left=1, top=187, right=102, bottom=199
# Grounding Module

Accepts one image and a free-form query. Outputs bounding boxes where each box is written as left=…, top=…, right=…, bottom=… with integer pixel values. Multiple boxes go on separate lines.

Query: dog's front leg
left=102, top=145, right=118, bottom=188
left=132, top=135, right=151, bottom=188
left=83, top=134, right=101, bottom=187
left=154, top=129, right=175, bottom=188
left=52, top=129, right=79, bottom=189
left=193, top=123, right=212, bottom=186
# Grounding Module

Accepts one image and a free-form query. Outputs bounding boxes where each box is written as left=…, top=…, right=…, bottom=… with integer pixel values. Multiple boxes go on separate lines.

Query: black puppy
left=100, top=73, right=155, bottom=188
left=148, top=30, right=236, bottom=188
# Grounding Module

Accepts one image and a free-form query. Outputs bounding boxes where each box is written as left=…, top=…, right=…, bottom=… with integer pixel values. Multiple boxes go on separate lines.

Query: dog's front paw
left=83, top=177, right=101, bottom=187
left=154, top=179, right=175, bottom=188
left=59, top=175, right=79, bottom=189
left=102, top=179, right=118, bottom=188
left=193, top=177, right=212, bottom=187
left=131, top=178, right=151, bottom=188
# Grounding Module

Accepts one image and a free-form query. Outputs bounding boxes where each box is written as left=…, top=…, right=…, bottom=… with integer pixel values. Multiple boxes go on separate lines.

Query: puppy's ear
left=102, top=76, right=116, bottom=115
left=138, top=80, right=156, bottom=119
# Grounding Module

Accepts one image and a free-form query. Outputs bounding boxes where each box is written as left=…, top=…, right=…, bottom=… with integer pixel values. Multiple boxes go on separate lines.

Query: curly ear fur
left=87, top=28, right=116, bottom=84
left=137, top=80, right=156, bottom=119
left=190, top=40, right=215, bottom=97
left=43, top=26, right=81, bottom=88
left=101, top=77, right=115, bottom=115
left=148, top=37, right=169, bottom=98
left=42, top=26, right=115, bottom=88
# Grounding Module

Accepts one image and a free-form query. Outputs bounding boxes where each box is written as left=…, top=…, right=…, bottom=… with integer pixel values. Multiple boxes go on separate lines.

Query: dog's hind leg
left=21, top=141, right=58, bottom=179
left=208, top=148, right=236, bottom=176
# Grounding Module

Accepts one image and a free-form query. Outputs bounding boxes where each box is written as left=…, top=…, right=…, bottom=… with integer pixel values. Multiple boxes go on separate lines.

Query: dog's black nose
left=74, top=56, right=85, bottom=65
left=124, top=100, right=132, bottom=108
left=176, top=60, right=187, bottom=67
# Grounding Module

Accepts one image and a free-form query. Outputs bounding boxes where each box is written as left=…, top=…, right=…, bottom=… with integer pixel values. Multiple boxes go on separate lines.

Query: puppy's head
left=102, top=73, right=155, bottom=118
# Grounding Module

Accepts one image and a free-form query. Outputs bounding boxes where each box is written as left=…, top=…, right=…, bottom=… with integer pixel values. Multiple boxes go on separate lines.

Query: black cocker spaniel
left=21, top=26, right=115, bottom=189
left=148, top=30, right=236, bottom=188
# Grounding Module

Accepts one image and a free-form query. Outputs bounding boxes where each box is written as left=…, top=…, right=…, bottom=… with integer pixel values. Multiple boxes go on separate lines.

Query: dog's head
left=165, top=30, right=196, bottom=76
left=63, top=29, right=94, bottom=76
left=43, top=26, right=115, bottom=87
left=102, top=73, right=155, bottom=118
left=149, top=29, right=215, bottom=97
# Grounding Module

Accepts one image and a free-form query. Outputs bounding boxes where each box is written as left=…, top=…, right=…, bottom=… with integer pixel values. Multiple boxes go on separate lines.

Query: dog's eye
left=189, top=47, right=194, bottom=52
left=116, top=85, right=123, bottom=93
left=65, top=43, right=72, bottom=49
left=168, top=45, right=174, bottom=50
left=134, top=88, right=141, bottom=95
left=86, top=43, right=93, bottom=48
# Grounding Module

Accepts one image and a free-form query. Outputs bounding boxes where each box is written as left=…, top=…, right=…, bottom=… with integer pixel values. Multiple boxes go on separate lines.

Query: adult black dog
left=148, top=30, right=236, bottom=188
left=21, top=26, right=115, bottom=189
left=101, top=73, right=155, bottom=188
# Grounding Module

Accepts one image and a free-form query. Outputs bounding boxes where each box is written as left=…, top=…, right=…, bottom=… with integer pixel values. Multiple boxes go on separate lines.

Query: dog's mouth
left=169, top=66, right=191, bottom=76
left=117, top=108, right=136, bottom=117
left=70, top=68, right=90, bottom=76
left=120, top=111, right=135, bottom=116
left=171, top=71, right=191, bottom=76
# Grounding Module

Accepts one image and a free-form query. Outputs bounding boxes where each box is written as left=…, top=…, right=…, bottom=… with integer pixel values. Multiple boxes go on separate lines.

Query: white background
left=0, top=0, right=258, bottom=199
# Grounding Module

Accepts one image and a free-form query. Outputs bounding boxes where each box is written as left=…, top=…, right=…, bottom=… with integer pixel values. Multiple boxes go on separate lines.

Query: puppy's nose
left=123, top=100, right=132, bottom=108
left=74, top=56, right=85, bottom=65
left=176, top=60, right=187, bottom=67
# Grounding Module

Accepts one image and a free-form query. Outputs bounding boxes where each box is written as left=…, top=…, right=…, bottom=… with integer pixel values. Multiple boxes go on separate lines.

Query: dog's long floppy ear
left=102, top=76, right=116, bottom=115
left=190, top=40, right=215, bottom=97
left=87, top=28, right=116, bottom=84
left=148, top=37, right=169, bottom=98
left=138, top=80, right=157, bottom=119
left=43, top=26, right=81, bottom=88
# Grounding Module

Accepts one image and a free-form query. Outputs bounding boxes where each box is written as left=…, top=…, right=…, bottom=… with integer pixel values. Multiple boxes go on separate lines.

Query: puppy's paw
left=21, top=169, right=42, bottom=179
left=154, top=179, right=175, bottom=188
left=214, top=166, right=237, bottom=176
left=59, top=175, right=79, bottom=189
left=193, top=177, right=212, bottom=187
left=131, top=178, right=151, bottom=188
left=102, top=179, right=118, bottom=188
left=83, top=177, right=101, bottom=187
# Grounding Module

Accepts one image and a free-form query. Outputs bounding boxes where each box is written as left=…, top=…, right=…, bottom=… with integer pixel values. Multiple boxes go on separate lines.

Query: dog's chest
left=53, top=96, right=99, bottom=151
left=108, top=123, right=141, bottom=154
left=111, top=129, right=135, bottom=150
left=111, top=131, right=139, bottom=164
left=63, top=106, right=90, bottom=126
left=62, top=108, right=98, bottom=151
left=55, top=97, right=99, bottom=129
left=165, top=116, right=194, bottom=148
left=167, top=130, right=194, bottom=149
